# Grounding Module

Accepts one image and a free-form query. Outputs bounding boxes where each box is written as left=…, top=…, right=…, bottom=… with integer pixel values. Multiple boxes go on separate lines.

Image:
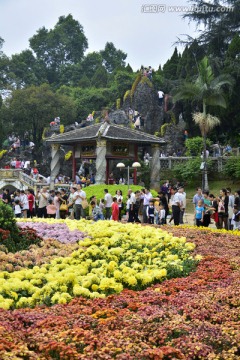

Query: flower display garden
left=0, top=209, right=239, bottom=359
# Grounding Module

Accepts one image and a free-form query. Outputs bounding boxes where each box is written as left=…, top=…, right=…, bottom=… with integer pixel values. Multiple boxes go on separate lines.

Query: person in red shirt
left=111, top=197, right=119, bottom=221
left=26, top=189, right=35, bottom=217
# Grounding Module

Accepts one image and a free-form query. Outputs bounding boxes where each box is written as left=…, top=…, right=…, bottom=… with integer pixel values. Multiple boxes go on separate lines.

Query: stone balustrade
left=0, top=169, right=47, bottom=191
left=158, top=156, right=229, bottom=172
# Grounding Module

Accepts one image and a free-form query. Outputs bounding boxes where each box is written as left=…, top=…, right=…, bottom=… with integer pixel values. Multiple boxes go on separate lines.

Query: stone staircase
left=0, top=169, right=47, bottom=191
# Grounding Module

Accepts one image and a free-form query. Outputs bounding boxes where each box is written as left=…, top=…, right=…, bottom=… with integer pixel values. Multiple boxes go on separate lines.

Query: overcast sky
left=0, top=0, right=199, bottom=70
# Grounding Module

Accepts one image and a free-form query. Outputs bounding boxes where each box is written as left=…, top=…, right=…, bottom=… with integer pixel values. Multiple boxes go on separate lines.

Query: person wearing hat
left=171, top=186, right=182, bottom=225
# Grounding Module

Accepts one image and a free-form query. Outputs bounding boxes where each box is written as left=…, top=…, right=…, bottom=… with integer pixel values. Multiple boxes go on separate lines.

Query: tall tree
left=184, top=0, right=240, bottom=57
left=177, top=40, right=205, bottom=79
left=100, top=42, right=127, bottom=73
left=81, top=52, right=103, bottom=79
left=0, top=37, right=9, bottom=88
left=5, top=83, right=76, bottom=146
left=114, top=70, right=134, bottom=97
left=7, top=50, right=44, bottom=88
left=174, top=56, right=234, bottom=190
left=29, top=14, right=88, bottom=84
left=162, top=47, right=181, bottom=80
left=91, top=66, right=108, bottom=88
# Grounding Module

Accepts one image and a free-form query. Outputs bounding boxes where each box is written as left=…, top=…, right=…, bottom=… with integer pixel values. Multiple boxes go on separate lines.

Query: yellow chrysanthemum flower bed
left=0, top=219, right=198, bottom=309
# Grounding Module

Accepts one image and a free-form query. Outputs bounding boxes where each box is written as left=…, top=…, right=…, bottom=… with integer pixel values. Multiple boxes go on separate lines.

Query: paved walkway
left=170, top=212, right=216, bottom=228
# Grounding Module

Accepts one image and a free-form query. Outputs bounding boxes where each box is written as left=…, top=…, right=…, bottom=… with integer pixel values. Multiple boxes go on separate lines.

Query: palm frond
left=173, top=83, right=201, bottom=102
left=205, top=94, right=227, bottom=108
left=210, top=74, right=235, bottom=91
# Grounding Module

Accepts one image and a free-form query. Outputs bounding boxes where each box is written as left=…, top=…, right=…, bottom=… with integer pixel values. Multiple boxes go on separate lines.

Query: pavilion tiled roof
left=46, top=123, right=165, bottom=145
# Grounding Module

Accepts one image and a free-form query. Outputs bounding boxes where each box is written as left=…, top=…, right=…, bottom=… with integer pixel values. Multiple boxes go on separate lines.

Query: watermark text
left=141, top=4, right=234, bottom=13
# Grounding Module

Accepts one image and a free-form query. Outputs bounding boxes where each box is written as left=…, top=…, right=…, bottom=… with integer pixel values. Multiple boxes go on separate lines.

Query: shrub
left=0, top=202, right=42, bottom=253
left=185, top=137, right=212, bottom=156
left=173, top=158, right=213, bottom=183
left=223, top=156, right=240, bottom=181
left=0, top=201, right=18, bottom=233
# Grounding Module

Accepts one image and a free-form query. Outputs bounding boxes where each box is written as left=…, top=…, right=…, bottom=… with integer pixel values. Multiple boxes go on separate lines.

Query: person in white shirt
left=14, top=199, right=22, bottom=218
left=73, top=184, right=86, bottom=220
left=178, top=186, right=186, bottom=224
left=20, top=190, right=29, bottom=218
left=127, top=189, right=136, bottom=222
left=158, top=90, right=164, bottom=105
left=104, top=189, right=113, bottom=220
left=141, top=188, right=153, bottom=223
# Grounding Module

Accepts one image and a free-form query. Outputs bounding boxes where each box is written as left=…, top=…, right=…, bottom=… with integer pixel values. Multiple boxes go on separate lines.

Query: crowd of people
left=2, top=133, right=35, bottom=154
left=192, top=187, right=240, bottom=230
left=1, top=182, right=240, bottom=230
left=0, top=186, right=167, bottom=224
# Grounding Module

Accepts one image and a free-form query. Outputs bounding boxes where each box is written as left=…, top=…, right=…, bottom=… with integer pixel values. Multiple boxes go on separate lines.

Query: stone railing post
left=50, top=144, right=60, bottom=190
left=95, top=140, right=107, bottom=184
left=150, top=144, right=160, bottom=190
left=218, top=156, right=223, bottom=172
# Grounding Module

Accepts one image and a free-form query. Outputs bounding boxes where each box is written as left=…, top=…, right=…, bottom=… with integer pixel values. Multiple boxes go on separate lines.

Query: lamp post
left=116, top=162, right=141, bottom=189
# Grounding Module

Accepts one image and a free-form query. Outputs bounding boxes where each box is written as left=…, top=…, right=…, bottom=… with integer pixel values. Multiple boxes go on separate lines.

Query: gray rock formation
left=131, top=78, right=164, bottom=134
left=164, top=120, right=186, bottom=155
left=109, top=110, right=129, bottom=125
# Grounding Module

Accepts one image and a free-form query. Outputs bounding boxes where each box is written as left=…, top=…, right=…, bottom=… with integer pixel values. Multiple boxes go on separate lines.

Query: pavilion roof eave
left=101, top=135, right=165, bottom=145
left=46, top=123, right=166, bottom=146
left=47, top=136, right=165, bottom=146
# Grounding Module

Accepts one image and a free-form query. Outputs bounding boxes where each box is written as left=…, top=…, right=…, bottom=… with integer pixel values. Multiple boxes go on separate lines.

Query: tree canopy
left=183, top=0, right=240, bottom=57
left=5, top=84, right=76, bottom=146
left=0, top=9, right=240, bottom=154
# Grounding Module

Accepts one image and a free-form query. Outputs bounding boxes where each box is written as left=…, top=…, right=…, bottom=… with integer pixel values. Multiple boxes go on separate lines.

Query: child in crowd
left=47, top=199, right=57, bottom=218
left=231, top=205, right=240, bottom=230
left=14, top=199, right=22, bottom=218
left=146, top=200, right=155, bottom=224
left=99, top=199, right=105, bottom=212
left=159, top=203, right=166, bottom=225
left=111, top=197, right=119, bottom=221
left=91, top=201, right=104, bottom=221
left=195, top=199, right=205, bottom=227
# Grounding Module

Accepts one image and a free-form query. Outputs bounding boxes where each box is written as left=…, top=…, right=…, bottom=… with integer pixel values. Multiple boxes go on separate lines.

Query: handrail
left=0, top=169, right=47, bottom=190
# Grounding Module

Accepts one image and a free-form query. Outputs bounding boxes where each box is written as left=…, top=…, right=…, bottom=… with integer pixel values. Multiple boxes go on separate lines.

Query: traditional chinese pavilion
left=46, top=122, right=165, bottom=189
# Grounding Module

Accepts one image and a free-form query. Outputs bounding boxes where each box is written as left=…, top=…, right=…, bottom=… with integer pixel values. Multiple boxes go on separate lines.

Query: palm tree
left=173, top=56, right=234, bottom=190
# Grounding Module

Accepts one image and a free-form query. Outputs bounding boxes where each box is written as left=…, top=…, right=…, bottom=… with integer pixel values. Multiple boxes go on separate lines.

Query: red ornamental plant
left=0, top=227, right=239, bottom=359
left=0, top=254, right=239, bottom=359
left=0, top=228, right=10, bottom=240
